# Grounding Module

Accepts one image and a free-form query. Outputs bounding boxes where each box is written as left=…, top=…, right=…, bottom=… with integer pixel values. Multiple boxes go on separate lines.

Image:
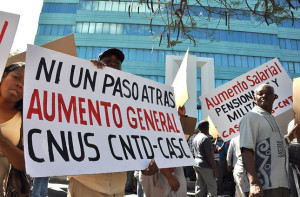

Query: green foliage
left=9, top=50, right=20, bottom=57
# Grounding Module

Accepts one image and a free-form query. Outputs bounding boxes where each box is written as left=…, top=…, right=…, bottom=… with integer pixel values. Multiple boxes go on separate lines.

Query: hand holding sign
left=23, top=45, right=194, bottom=177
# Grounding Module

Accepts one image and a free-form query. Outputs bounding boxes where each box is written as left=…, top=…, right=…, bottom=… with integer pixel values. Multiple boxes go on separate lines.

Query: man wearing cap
left=192, top=120, right=219, bottom=197
left=67, top=48, right=158, bottom=197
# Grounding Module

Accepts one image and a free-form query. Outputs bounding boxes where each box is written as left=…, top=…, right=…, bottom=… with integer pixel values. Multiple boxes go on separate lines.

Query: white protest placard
left=200, top=58, right=293, bottom=141
left=172, top=49, right=189, bottom=109
left=24, top=45, right=195, bottom=177
left=0, top=11, right=19, bottom=78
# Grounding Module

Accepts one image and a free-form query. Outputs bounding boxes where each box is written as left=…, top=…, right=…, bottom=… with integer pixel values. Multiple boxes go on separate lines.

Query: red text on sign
left=0, top=21, right=8, bottom=44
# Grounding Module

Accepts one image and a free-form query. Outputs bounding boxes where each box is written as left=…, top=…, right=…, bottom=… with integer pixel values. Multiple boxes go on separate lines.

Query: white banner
left=0, top=11, right=19, bottom=78
left=24, top=45, right=195, bottom=177
left=200, top=58, right=293, bottom=141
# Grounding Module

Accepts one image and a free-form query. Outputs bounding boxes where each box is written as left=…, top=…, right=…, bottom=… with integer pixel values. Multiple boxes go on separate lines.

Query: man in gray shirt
left=193, top=120, right=219, bottom=197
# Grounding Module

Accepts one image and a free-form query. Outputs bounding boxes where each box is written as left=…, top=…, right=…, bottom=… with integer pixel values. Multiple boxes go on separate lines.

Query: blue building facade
left=34, top=0, right=300, bottom=120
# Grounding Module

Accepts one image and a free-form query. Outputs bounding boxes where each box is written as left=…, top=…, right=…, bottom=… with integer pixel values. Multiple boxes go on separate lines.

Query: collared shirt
left=239, top=106, right=289, bottom=192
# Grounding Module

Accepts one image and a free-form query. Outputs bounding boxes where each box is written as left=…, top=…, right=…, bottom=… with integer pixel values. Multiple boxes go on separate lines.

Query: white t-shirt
left=239, top=106, right=289, bottom=192
left=226, top=136, right=243, bottom=173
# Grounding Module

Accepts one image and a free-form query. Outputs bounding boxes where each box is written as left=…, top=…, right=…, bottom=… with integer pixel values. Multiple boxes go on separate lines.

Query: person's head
left=98, top=48, right=125, bottom=70
left=0, top=62, right=25, bottom=110
left=254, top=83, right=278, bottom=113
left=197, top=120, right=209, bottom=134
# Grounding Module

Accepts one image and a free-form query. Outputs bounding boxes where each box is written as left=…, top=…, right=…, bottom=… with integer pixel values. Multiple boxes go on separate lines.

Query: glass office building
left=34, top=0, right=300, bottom=120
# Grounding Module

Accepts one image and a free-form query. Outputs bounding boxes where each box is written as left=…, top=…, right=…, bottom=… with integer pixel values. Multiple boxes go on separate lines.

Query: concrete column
left=165, top=55, right=215, bottom=120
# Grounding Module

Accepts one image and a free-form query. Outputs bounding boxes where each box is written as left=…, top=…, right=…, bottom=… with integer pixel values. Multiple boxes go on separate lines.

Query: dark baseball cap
left=98, top=48, right=125, bottom=63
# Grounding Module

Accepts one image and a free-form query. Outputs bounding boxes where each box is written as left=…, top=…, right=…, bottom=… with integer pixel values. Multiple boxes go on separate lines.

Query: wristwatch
left=284, top=135, right=291, bottom=144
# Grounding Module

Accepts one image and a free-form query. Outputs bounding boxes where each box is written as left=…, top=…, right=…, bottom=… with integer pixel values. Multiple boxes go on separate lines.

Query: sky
left=1, top=0, right=43, bottom=53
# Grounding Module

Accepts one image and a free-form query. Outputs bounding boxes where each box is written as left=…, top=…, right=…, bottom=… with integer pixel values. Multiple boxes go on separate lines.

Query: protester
left=140, top=106, right=187, bottom=197
left=227, top=136, right=244, bottom=197
left=218, top=139, right=230, bottom=191
left=0, top=62, right=26, bottom=196
left=31, top=177, right=50, bottom=197
left=185, top=130, right=198, bottom=181
left=67, top=48, right=158, bottom=197
left=213, top=137, right=225, bottom=195
left=193, top=120, right=219, bottom=197
left=240, top=83, right=298, bottom=197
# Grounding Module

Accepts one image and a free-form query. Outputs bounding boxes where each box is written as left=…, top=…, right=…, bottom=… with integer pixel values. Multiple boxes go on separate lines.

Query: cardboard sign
left=172, top=49, right=189, bottom=109
left=23, top=45, right=195, bottom=177
left=293, top=78, right=300, bottom=142
left=200, top=58, right=293, bottom=141
left=0, top=11, right=19, bottom=78
left=6, top=34, right=77, bottom=66
left=181, top=116, right=197, bottom=135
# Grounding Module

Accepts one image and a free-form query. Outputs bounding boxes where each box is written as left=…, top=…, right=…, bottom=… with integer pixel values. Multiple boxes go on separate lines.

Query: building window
left=281, top=62, right=289, bottom=72
left=74, top=47, right=292, bottom=73
left=38, top=24, right=75, bottom=36
left=74, top=21, right=281, bottom=46
left=279, top=38, right=300, bottom=50
left=295, top=63, right=300, bottom=73
left=215, top=79, right=230, bottom=88
left=41, top=3, right=77, bottom=13
left=138, top=75, right=165, bottom=84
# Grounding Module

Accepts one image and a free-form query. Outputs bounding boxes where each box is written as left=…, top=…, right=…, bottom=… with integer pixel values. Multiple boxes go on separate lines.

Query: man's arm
left=219, top=140, right=225, bottom=151
left=214, top=137, right=218, bottom=146
left=285, top=123, right=298, bottom=144
left=160, top=168, right=180, bottom=191
left=204, top=148, right=219, bottom=178
left=241, top=148, right=263, bottom=197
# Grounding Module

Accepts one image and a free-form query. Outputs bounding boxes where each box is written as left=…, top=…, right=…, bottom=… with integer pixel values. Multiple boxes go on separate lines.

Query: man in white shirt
left=239, top=84, right=298, bottom=197
left=227, top=136, right=244, bottom=197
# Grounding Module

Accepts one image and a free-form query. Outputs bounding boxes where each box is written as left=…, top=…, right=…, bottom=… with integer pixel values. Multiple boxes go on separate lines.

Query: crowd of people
left=0, top=48, right=299, bottom=197
left=186, top=83, right=299, bottom=197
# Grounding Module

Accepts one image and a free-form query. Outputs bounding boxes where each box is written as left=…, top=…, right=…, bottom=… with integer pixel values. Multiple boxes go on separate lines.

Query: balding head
left=254, top=84, right=274, bottom=96
left=254, top=84, right=277, bottom=113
